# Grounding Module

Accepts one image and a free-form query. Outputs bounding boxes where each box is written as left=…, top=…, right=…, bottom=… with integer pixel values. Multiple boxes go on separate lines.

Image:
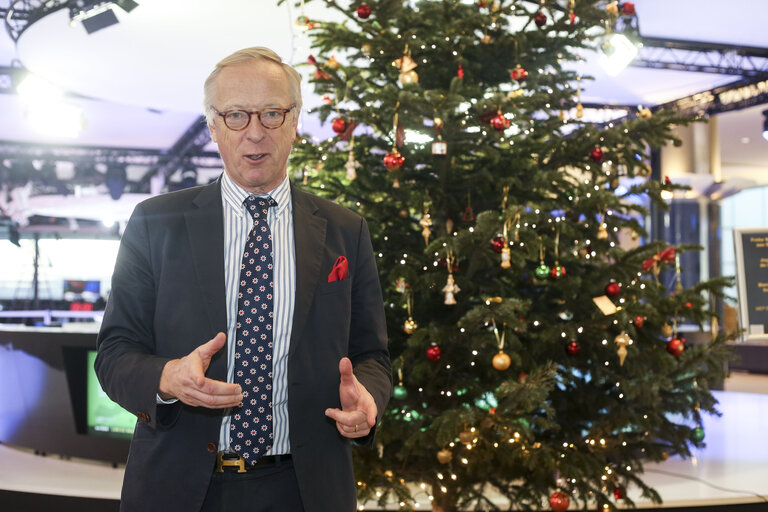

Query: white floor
left=0, top=373, right=766, bottom=508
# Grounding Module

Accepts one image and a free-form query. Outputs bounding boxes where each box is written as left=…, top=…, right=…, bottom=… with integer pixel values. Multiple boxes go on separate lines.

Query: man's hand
left=325, top=357, right=378, bottom=439
left=158, top=332, right=243, bottom=409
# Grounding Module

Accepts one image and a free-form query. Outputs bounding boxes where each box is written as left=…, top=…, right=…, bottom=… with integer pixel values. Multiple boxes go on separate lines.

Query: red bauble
left=621, top=2, right=635, bottom=15
left=491, top=235, right=506, bottom=253
left=549, top=265, right=566, bottom=279
left=613, top=487, right=625, bottom=499
left=604, top=281, right=620, bottom=298
left=510, top=65, right=528, bottom=81
left=426, top=345, right=442, bottom=361
left=534, top=11, right=547, bottom=27
left=490, top=113, right=510, bottom=132
left=383, top=151, right=405, bottom=170
left=332, top=117, right=347, bottom=135
left=356, top=3, right=371, bottom=19
left=667, top=338, right=685, bottom=357
left=566, top=341, right=581, bottom=356
left=457, top=64, right=465, bottom=78
left=590, top=146, right=605, bottom=163
left=549, top=491, right=570, bottom=512
left=633, top=315, right=645, bottom=328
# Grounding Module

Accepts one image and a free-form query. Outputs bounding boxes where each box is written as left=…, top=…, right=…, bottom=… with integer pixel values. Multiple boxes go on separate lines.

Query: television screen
left=64, top=279, right=101, bottom=303
left=86, top=350, right=136, bottom=438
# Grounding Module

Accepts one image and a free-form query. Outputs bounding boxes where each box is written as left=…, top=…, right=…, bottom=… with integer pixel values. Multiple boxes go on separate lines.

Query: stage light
left=69, top=0, right=139, bottom=34
left=599, top=33, right=639, bottom=76
left=17, top=73, right=84, bottom=138
left=762, top=109, right=768, bottom=142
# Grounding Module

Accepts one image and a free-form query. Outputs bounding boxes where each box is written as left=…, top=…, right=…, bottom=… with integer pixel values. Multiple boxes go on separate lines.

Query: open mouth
left=246, top=153, right=267, bottom=161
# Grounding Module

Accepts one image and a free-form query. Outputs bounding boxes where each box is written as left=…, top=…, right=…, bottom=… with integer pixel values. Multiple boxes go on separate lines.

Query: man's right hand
left=158, top=332, right=243, bottom=409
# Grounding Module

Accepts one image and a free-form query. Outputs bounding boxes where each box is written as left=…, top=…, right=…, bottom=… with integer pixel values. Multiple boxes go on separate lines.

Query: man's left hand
left=325, top=357, right=378, bottom=438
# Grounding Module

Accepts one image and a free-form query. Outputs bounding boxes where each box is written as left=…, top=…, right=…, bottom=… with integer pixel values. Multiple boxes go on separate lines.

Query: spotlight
left=69, top=1, right=139, bottom=34
left=762, top=109, right=768, bottom=142
left=599, top=33, right=639, bottom=76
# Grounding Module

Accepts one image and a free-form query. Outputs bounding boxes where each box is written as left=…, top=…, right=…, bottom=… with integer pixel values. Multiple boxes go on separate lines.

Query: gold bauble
left=436, top=449, right=452, bottom=464
left=661, top=323, right=674, bottom=338
left=493, top=351, right=511, bottom=370
left=459, top=430, right=474, bottom=444
left=404, top=317, right=418, bottom=334
left=362, top=43, right=372, bottom=55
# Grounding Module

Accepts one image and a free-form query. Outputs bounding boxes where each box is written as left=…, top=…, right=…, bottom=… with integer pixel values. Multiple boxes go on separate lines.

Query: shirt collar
left=220, top=172, right=292, bottom=217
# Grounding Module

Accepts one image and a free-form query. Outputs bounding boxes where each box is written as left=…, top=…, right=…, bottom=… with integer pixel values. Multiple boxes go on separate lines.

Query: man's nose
left=244, top=117, right=267, bottom=141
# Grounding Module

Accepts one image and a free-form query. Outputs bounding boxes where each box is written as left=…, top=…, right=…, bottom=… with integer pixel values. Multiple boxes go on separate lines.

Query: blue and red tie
left=230, top=195, right=276, bottom=463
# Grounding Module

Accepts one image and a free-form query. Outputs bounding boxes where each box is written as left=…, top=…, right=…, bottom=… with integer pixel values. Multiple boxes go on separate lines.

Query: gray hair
left=202, top=47, right=302, bottom=126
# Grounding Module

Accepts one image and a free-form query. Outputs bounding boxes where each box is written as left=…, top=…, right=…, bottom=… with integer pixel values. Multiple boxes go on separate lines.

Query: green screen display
left=87, top=350, right=136, bottom=438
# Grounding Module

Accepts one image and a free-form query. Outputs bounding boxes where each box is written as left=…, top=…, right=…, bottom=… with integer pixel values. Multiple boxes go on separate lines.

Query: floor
left=0, top=372, right=766, bottom=510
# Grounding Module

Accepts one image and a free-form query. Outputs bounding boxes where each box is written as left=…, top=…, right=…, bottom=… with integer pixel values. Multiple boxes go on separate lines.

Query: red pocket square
left=328, top=256, right=349, bottom=282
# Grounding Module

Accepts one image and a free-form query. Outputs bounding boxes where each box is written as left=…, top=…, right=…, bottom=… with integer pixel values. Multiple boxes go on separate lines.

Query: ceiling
left=0, top=0, right=767, bottom=227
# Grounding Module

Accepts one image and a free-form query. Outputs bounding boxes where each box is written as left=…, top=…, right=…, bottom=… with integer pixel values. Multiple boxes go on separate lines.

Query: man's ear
left=208, top=122, right=218, bottom=144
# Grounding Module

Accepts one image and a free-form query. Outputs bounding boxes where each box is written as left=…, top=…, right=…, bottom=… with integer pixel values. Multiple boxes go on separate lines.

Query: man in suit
left=95, top=47, right=391, bottom=512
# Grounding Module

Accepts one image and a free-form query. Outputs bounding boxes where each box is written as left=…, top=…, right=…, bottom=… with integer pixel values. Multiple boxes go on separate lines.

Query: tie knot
left=244, top=196, right=276, bottom=220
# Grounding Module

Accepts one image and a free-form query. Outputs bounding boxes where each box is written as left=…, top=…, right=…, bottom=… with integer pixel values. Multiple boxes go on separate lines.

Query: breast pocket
left=316, top=277, right=352, bottom=296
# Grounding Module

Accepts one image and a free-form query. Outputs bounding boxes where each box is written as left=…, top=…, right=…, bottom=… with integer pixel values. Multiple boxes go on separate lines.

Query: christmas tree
left=288, top=1, right=735, bottom=510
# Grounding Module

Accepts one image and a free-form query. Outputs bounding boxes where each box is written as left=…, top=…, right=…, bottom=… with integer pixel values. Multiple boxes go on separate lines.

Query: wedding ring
left=354, top=423, right=359, bottom=433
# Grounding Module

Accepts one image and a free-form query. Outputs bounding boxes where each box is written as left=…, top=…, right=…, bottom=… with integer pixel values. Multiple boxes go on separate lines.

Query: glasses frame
left=211, top=104, right=296, bottom=131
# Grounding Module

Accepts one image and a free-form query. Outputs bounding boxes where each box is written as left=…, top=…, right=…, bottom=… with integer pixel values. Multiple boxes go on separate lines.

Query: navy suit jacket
left=95, top=179, right=391, bottom=512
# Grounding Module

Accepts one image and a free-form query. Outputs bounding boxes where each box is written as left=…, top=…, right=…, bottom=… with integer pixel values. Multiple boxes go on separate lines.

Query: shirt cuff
left=156, top=393, right=179, bottom=405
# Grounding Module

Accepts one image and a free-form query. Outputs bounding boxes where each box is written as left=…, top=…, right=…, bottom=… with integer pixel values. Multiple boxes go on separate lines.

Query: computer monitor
left=86, top=350, right=136, bottom=439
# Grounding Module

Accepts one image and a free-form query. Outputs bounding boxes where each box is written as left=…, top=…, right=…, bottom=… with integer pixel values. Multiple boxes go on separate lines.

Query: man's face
left=209, top=60, right=297, bottom=194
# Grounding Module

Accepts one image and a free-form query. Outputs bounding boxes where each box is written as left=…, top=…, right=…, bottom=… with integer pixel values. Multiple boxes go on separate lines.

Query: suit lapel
left=290, top=185, right=326, bottom=357
left=186, top=180, right=228, bottom=379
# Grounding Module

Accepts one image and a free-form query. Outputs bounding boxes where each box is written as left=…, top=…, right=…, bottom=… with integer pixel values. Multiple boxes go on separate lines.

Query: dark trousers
left=200, top=459, right=305, bottom=512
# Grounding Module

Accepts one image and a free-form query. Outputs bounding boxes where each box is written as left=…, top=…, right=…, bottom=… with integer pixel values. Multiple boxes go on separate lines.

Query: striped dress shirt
left=219, top=172, right=295, bottom=455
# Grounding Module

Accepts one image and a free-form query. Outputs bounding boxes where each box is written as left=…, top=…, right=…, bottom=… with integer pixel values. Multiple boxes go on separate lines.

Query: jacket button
left=206, top=443, right=217, bottom=453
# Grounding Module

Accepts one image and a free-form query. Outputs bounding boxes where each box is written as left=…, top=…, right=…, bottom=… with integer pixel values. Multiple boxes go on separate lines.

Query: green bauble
left=534, top=263, right=550, bottom=280
left=691, top=426, right=705, bottom=443
left=393, top=385, right=408, bottom=400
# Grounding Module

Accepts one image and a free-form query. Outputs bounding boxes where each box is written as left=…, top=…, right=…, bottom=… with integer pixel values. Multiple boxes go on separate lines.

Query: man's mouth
left=246, top=153, right=267, bottom=161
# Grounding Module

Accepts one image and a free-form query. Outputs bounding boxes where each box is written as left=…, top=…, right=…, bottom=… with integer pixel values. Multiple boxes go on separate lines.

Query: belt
left=215, top=452, right=292, bottom=473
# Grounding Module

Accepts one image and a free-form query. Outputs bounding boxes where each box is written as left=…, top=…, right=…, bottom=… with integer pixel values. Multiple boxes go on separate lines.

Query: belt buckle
left=215, top=452, right=247, bottom=473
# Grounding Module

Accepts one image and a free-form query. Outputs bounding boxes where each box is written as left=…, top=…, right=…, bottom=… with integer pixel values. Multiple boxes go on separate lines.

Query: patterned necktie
left=230, top=195, right=276, bottom=463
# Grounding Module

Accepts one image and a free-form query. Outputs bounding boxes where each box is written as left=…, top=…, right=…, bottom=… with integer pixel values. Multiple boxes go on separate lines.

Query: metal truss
left=2, top=0, right=68, bottom=42
left=635, top=37, right=768, bottom=78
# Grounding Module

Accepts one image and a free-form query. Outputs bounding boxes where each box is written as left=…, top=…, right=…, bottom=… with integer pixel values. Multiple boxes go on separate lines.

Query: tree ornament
left=426, top=344, right=442, bottom=361
left=393, top=366, right=407, bottom=399
left=534, top=11, right=547, bottom=27
left=535, top=263, right=550, bottom=279
left=691, top=426, right=705, bottom=443
left=457, top=64, right=465, bottom=79
left=459, top=430, right=474, bottom=444
left=613, top=487, right=625, bottom=500
left=437, top=449, right=452, bottom=464
left=395, top=45, right=419, bottom=85
left=419, top=210, right=433, bottom=246
left=383, top=150, right=405, bottom=170
left=633, top=315, right=645, bottom=328
left=605, top=1, right=619, bottom=16
left=325, top=56, right=340, bottom=70
left=432, top=117, right=447, bottom=155
left=638, top=106, right=652, bottom=119
left=566, top=340, right=580, bottom=356
left=614, top=332, right=630, bottom=366
left=549, top=265, right=566, bottom=279
left=442, top=252, right=460, bottom=305
left=404, top=317, right=418, bottom=334
left=604, top=281, right=620, bottom=298
left=568, top=0, right=576, bottom=25
left=549, top=491, right=570, bottom=512
left=666, top=337, right=685, bottom=357
left=510, top=64, right=528, bottom=81
left=621, top=2, right=635, bottom=15
left=490, top=111, right=510, bottom=132
left=590, top=146, right=605, bottom=163
left=345, top=150, right=361, bottom=180
left=597, top=222, right=609, bottom=240
left=575, top=76, right=584, bottom=118
left=332, top=117, right=348, bottom=135
left=493, top=351, right=511, bottom=370
left=356, top=3, right=371, bottom=19
left=294, top=14, right=312, bottom=30
left=399, top=70, right=419, bottom=85
left=661, top=323, right=674, bottom=338
left=491, top=235, right=505, bottom=253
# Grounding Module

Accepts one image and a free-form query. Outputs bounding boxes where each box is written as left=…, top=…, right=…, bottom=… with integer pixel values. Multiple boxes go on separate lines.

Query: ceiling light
left=17, top=74, right=84, bottom=138
left=762, top=109, right=768, bottom=142
left=69, top=1, right=139, bottom=34
left=599, top=33, right=639, bottom=76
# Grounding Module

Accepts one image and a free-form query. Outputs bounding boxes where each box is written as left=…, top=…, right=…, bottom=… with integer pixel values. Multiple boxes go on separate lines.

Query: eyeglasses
left=212, top=104, right=295, bottom=131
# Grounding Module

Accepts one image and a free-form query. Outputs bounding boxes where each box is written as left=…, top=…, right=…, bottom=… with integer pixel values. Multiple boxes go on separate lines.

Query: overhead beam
left=634, top=37, right=768, bottom=78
